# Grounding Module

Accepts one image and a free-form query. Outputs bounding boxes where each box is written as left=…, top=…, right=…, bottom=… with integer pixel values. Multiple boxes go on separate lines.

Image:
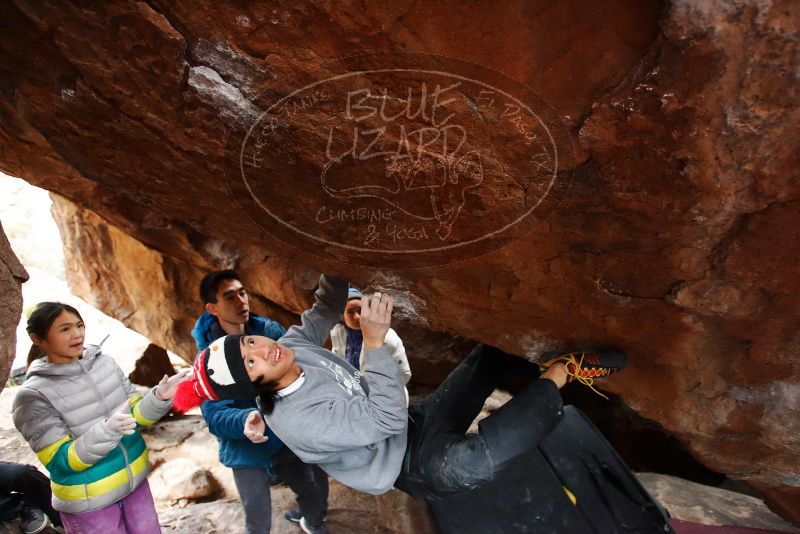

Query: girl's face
left=343, top=299, right=361, bottom=330
left=34, top=310, right=85, bottom=364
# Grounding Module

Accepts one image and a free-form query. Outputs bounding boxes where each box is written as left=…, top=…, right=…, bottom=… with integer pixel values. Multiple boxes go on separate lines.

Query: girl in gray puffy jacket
left=12, top=302, right=188, bottom=534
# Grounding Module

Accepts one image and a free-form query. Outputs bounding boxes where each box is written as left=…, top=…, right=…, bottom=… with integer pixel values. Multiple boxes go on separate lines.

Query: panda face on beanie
left=207, top=335, right=255, bottom=394
left=174, top=335, right=259, bottom=411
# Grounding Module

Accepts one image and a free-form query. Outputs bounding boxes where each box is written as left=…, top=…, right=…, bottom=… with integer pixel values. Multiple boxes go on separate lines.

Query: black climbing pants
left=0, top=461, right=62, bottom=527
left=395, top=344, right=564, bottom=497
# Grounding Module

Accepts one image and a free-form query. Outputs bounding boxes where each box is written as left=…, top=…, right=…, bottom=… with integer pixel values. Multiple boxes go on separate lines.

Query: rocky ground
left=1, top=387, right=797, bottom=533
left=0, top=385, right=436, bottom=534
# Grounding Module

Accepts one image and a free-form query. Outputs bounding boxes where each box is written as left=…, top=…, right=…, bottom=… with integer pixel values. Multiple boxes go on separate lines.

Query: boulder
left=0, top=0, right=798, bottom=523
left=0, top=221, right=28, bottom=392
left=129, top=343, right=177, bottom=388
left=149, top=457, right=217, bottom=502
left=638, top=473, right=800, bottom=533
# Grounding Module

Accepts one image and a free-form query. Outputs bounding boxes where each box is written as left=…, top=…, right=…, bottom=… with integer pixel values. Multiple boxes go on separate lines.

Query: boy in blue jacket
left=194, top=270, right=329, bottom=534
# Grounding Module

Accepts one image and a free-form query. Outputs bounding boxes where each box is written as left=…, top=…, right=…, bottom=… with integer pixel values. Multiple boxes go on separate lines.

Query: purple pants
left=59, top=480, right=160, bottom=534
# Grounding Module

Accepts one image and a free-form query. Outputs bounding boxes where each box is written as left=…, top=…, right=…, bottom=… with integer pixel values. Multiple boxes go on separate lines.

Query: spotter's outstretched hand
left=244, top=410, right=267, bottom=444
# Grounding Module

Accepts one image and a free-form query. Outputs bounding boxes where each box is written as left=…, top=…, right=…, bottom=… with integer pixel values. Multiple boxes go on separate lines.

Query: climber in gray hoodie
left=174, top=275, right=573, bottom=496
left=175, top=275, right=408, bottom=494
left=174, top=276, right=673, bottom=534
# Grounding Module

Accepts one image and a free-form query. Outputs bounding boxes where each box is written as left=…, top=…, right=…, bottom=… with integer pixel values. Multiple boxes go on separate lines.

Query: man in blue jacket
left=193, top=270, right=329, bottom=534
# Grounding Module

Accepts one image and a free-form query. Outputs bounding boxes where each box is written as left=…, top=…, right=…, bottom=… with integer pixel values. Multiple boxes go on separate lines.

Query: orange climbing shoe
left=538, top=350, right=627, bottom=399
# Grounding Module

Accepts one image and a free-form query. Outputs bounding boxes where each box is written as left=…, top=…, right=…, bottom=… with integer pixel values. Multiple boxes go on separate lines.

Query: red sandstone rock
left=129, top=343, right=177, bottom=388
left=51, top=195, right=208, bottom=359
left=0, top=0, right=798, bottom=524
left=0, top=221, right=28, bottom=392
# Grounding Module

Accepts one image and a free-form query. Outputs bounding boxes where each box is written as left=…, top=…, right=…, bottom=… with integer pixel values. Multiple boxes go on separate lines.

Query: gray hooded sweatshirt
left=266, top=275, right=409, bottom=495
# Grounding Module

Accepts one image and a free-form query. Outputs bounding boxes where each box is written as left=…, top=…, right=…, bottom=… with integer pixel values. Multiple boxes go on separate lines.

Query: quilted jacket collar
left=26, top=343, right=104, bottom=378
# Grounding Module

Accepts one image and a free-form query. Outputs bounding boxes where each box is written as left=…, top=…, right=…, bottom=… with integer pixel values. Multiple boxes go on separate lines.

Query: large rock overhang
left=0, top=0, right=798, bottom=524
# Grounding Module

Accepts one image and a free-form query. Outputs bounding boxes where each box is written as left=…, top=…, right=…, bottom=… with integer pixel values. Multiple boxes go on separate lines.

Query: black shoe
left=538, top=349, right=627, bottom=398
left=284, top=508, right=302, bottom=523
left=20, top=505, right=50, bottom=534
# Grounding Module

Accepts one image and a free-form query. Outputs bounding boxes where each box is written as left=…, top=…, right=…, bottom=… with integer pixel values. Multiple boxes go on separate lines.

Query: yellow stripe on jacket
left=130, top=394, right=157, bottom=426
left=38, top=438, right=99, bottom=473
left=51, top=448, right=149, bottom=501
left=67, top=443, right=92, bottom=471
left=36, top=436, right=71, bottom=466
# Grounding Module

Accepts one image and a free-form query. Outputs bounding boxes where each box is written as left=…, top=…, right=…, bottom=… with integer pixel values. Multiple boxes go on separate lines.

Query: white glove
left=244, top=411, right=267, bottom=444
left=105, top=400, right=136, bottom=435
left=155, top=369, right=192, bottom=400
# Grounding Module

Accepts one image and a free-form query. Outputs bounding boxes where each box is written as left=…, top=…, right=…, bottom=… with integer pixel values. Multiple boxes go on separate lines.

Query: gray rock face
left=638, top=472, right=800, bottom=533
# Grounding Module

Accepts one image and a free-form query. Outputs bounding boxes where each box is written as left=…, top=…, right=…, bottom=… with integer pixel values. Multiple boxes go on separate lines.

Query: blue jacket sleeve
left=265, top=319, right=286, bottom=340
left=263, top=426, right=283, bottom=456
left=201, top=400, right=253, bottom=440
